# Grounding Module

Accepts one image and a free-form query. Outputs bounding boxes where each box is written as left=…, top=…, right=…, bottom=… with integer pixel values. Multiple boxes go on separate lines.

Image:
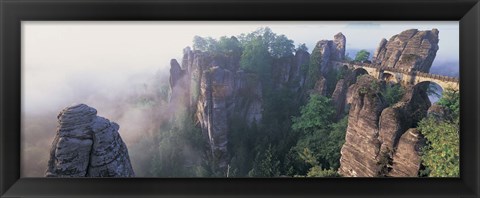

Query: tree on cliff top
left=193, top=35, right=242, bottom=57
left=354, top=49, right=370, bottom=62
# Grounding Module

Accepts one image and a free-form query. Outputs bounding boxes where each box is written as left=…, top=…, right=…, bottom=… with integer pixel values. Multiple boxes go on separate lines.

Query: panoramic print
left=21, top=21, right=459, bottom=177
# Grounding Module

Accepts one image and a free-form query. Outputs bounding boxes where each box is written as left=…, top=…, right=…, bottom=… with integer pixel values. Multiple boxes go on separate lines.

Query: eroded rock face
left=333, top=32, right=346, bottom=61
left=338, top=76, right=387, bottom=177
left=389, top=128, right=426, bottom=177
left=339, top=77, right=431, bottom=177
left=292, top=49, right=310, bottom=89
left=378, top=85, right=431, bottom=154
left=233, top=71, right=263, bottom=125
left=372, top=29, right=439, bottom=72
left=196, top=67, right=234, bottom=173
left=331, top=69, right=356, bottom=120
left=45, top=104, right=134, bottom=177
left=310, top=33, right=347, bottom=79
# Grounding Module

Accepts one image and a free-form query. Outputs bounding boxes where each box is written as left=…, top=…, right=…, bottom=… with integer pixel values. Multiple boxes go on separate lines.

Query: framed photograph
left=1, top=0, right=479, bottom=197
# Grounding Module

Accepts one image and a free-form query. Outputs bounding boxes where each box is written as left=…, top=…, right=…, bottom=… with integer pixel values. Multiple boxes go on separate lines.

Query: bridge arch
left=415, top=79, right=459, bottom=92
left=353, top=67, right=368, bottom=77
left=381, top=71, right=398, bottom=84
left=413, top=81, right=444, bottom=103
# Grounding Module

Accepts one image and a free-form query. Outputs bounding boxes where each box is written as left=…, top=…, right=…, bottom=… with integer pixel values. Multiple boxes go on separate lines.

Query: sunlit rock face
left=388, top=128, right=426, bottom=177
left=338, top=29, right=441, bottom=177
left=196, top=67, right=234, bottom=172
left=311, top=32, right=346, bottom=77
left=372, top=29, right=439, bottom=72
left=45, top=104, right=134, bottom=177
left=338, top=76, right=388, bottom=177
left=339, top=76, right=431, bottom=177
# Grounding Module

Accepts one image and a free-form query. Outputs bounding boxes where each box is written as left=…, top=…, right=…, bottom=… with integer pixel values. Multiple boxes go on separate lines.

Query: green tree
left=239, top=36, right=271, bottom=73
left=305, top=46, right=322, bottom=89
left=217, top=36, right=242, bottom=56
left=437, top=88, right=460, bottom=119
left=291, top=95, right=347, bottom=171
left=297, top=148, right=339, bottom=177
left=354, top=49, right=370, bottom=62
left=193, top=35, right=209, bottom=51
left=296, top=43, right=308, bottom=52
left=383, top=83, right=405, bottom=106
left=270, top=34, right=295, bottom=58
left=418, top=89, right=460, bottom=177
left=418, top=117, right=459, bottom=177
left=292, top=94, right=334, bottom=134
left=248, top=144, right=281, bottom=177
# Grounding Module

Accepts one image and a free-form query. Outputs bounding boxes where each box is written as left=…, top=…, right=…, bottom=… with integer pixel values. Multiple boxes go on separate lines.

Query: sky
left=22, top=21, right=459, bottom=114
left=20, top=21, right=459, bottom=176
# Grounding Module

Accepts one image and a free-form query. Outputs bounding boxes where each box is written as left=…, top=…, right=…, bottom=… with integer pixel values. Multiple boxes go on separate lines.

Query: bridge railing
left=333, top=60, right=459, bottom=83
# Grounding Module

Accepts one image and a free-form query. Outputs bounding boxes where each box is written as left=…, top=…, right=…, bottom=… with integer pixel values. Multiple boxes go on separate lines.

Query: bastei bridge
left=332, top=61, right=460, bottom=91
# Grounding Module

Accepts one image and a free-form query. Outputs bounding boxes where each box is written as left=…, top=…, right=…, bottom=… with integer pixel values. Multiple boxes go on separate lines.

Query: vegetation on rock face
left=290, top=94, right=348, bottom=174
left=154, top=28, right=456, bottom=178
left=305, top=46, right=323, bottom=90
left=383, top=83, right=405, bottom=106
left=418, top=88, right=459, bottom=177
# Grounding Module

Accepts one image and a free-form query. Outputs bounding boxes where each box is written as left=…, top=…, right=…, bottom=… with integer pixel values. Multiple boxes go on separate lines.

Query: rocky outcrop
left=378, top=85, right=431, bottom=154
left=338, top=76, right=387, bottom=177
left=272, top=49, right=311, bottom=91
left=233, top=71, right=263, bottom=125
left=388, top=128, right=426, bottom=177
left=331, top=68, right=356, bottom=120
left=339, top=74, right=432, bottom=177
left=292, top=49, right=310, bottom=89
left=45, top=104, right=134, bottom=177
left=333, top=32, right=346, bottom=61
left=196, top=67, right=234, bottom=173
left=312, top=76, right=328, bottom=96
left=372, top=29, right=439, bottom=72
left=427, top=103, right=451, bottom=120
left=310, top=33, right=347, bottom=80
left=339, top=29, right=442, bottom=177
left=169, top=59, right=189, bottom=105
left=171, top=46, right=268, bottom=175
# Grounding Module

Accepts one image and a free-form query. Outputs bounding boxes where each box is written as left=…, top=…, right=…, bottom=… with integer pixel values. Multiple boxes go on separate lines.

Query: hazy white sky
left=22, top=21, right=459, bottom=114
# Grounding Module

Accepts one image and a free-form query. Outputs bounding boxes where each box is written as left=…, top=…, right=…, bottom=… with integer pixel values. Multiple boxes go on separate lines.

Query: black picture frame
left=1, top=0, right=479, bottom=197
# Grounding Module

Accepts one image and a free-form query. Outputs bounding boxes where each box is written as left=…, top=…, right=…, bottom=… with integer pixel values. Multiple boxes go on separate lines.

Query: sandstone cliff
left=45, top=104, right=134, bottom=177
left=170, top=48, right=265, bottom=174
left=338, top=75, right=388, bottom=177
left=388, top=128, right=426, bottom=177
left=338, top=29, right=442, bottom=177
left=372, top=29, right=439, bottom=72
left=169, top=40, right=313, bottom=174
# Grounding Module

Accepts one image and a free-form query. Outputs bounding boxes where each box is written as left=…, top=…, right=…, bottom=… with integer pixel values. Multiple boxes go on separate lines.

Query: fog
left=21, top=21, right=459, bottom=177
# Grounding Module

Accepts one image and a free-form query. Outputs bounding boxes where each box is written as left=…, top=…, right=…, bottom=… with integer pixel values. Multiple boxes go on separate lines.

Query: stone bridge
left=332, top=61, right=460, bottom=91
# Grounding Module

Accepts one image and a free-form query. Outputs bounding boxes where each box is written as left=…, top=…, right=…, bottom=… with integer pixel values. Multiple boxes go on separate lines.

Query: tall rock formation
left=339, top=29, right=441, bottom=177
left=196, top=66, right=234, bottom=172
left=378, top=85, right=431, bottom=154
left=333, top=32, right=346, bottom=61
left=372, top=29, right=439, bottom=72
left=45, top=104, right=134, bottom=177
left=388, top=128, right=426, bottom=177
left=170, top=48, right=268, bottom=175
left=312, top=32, right=346, bottom=77
left=338, top=75, right=388, bottom=177
left=339, top=76, right=431, bottom=177
left=309, top=33, right=346, bottom=96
